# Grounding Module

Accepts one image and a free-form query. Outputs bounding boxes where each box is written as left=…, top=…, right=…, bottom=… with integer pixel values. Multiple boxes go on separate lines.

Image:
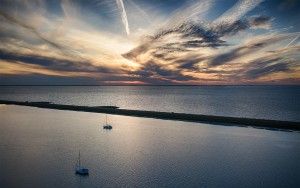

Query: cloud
left=0, top=11, right=64, bottom=51
left=249, top=16, right=272, bottom=29
left=0, top=74, right=101, bottom=85
left=213, top=0, right=264, bottom=24
left=175, top=56, right=205, bottom=70
left=0, top=0, right=299, bottom=85
left=208, top=45, right=300, bottom=82
left=123, top=15, right=271, bottom=60
left=162, top=0, right=214, bottom=29
left=213, top=16, right=272, bottom=36
left=131, top=60, right=195, bottom=83
left=122, top=14, right=273, bottom=82
left=0, top=49, right=116, bottom=74
left=207, top=33, right=299, bottom=67
left=285, top=34, right=300, bottom=47
left=243, top=59, right=289, bottom=79
left=116, top=0, right=130, bottom=35
left=121, top=12, right=297, bottom=84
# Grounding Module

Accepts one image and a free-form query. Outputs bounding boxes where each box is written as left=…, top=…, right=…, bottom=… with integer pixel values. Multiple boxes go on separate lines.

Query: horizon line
left=0, top=84, right=299, bottom=86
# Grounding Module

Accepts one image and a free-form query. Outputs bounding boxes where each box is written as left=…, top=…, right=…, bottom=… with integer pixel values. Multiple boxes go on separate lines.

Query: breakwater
left=0, top=100, right=299, bottom=131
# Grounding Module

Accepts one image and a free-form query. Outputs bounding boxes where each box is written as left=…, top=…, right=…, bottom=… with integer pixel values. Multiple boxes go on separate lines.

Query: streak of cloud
left=116, top=0, right=130, bottom=35
left=243, top=60, right=289, bottom=79
left=163, top=0, right=214, bottom=28
left=0, top=49, right=119, bottom=74
left=285, top=34, right=300, bottom=48
left=214, top=0, right=264, bottom=24
left=0, top=11, right=63, bottom=52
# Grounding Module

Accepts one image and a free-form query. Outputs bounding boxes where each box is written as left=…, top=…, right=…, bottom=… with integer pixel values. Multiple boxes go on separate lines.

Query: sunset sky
left=0, top=0, right=299, bottom=85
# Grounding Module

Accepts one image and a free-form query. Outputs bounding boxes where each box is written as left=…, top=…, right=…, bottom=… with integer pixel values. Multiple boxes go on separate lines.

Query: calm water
left=0, top=86, right=299, bottom=121
left=0, top=105, right=299, bottom=188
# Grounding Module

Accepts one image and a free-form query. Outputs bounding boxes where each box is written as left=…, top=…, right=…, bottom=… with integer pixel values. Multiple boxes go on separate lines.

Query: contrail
left=285, top=34, right=300, bottom=48
left=214, top=0, right=263, bottom=24
left=116, top=0, right=130, bottom=35
left=166, top=0, right=213, bottom=28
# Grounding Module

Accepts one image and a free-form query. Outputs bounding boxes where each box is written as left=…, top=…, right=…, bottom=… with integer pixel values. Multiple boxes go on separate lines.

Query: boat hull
left=103, top=125, right=112, bottom=130
left=75, top=168, right=89, bottom=175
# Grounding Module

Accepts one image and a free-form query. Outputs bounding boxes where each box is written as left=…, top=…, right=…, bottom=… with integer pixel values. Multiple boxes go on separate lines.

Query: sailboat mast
left=79, top=150, right=81, bottom=167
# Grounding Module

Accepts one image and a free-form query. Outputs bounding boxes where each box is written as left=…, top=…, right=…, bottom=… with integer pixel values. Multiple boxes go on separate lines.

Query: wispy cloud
left=285, top=34, right=300, bottom=48
left=116, top=0, right=130, bottom=35
left=213, top=0, right=264, bottom=24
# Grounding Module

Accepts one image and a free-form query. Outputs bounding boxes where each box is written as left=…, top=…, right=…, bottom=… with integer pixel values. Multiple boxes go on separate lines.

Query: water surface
left=0, top=85, right=299, bottom=121
left=0, top=105, right=299, bottom=187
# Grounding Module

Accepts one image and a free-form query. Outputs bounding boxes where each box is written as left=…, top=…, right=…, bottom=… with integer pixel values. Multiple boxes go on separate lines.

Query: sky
left=0, top=0, right=299, bottom=85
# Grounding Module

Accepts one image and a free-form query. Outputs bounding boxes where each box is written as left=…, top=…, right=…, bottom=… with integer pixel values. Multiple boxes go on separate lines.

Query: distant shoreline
left=1, top=100, right=299, bottom=131
left=0, top=85, right=299, bottom=86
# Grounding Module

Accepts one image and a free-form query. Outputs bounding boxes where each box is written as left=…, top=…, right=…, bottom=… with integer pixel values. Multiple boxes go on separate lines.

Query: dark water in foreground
left=0, top=85, right=299, bottom=121
left=0, top=105, right=299, bottom=188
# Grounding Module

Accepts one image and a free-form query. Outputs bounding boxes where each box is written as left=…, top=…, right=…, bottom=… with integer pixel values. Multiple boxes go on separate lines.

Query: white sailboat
left=75, top=151, right=89, bottom=175
left=103, top=115, right=112, bottom=130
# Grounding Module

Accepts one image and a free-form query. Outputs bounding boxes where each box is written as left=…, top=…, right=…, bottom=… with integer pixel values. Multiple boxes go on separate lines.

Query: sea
left=0, top=85, right=299, bottom=121
left=0, top=105, right=299, bottom=187
left=0, top=85, right=300, bottom=187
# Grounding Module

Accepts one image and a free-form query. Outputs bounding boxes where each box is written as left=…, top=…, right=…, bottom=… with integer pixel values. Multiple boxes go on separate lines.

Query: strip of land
left=0, top=100, right=299, bottom=131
